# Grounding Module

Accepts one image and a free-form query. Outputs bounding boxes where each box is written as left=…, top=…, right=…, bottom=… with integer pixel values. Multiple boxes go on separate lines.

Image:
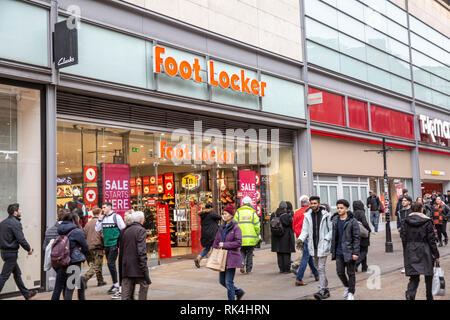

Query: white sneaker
left=343, top=287, right=349, bottom=299
left=346, top=292, right=355, bottom=300
left=111, top=291, right=121, bottom=299
left=401, top=268, right=405, bottom=273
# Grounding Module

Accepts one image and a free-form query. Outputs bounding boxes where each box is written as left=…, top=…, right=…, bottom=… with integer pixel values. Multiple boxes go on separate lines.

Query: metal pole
left=383, top=138, right=394, bottom=253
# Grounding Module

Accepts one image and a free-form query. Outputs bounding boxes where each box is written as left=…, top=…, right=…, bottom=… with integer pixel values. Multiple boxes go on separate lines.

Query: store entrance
left=135, top=163, right=239, bottom=258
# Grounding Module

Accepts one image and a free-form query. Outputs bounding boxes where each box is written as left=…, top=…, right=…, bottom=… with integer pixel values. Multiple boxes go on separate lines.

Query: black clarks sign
left=53, top=20, right=78, bottom=69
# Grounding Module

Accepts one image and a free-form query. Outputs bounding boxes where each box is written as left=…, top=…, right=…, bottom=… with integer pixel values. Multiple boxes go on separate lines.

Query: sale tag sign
left=102, top=164, right=131, bottom=218
left=84, top=166, right=98, bottom=183
left=157, top=204, right=172, bottom=258
left=147, top=198, right=157, bottom=206
left=143, top=186, right=151, bottom=195
left=130, top=177, right=136, bottom=187
left=143, top=176, right=150, bottom=185
left=85, top=188, right=98, bottom=204
left=164, top=173, right=174, bottom=197
left=239, top=170, right=257, bottom=207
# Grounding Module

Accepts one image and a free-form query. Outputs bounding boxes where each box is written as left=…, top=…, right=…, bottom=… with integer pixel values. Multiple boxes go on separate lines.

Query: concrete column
left=411, top=146, right=422, bottom=199
left=296, top=129, right=314, bottom=197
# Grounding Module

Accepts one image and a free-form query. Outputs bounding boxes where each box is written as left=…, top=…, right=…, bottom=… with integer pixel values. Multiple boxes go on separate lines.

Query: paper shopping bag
left=206, top=248, right=228, bottom=272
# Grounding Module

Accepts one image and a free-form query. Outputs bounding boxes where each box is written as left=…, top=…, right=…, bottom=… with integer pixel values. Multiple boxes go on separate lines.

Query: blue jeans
left=296, top=242, right=319, bottom=281
left=219, top=268, right=244, bottom=300
left=199, top=246, right=211, bottom=259
left=370, top=211, right=380, bottom=233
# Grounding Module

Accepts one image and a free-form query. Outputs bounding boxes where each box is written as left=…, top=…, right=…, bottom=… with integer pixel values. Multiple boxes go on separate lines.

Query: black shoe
left=97, top=281, right=107, bottom=287
left=194, top=258, right=200, bottom=268
left=362, top=267, right=368, bottom=272
left=314, top=291, right=324, bottom=300
left=445, top=239, right=448, bottom=245
left=240, top=264, right=246, bottom=273
left=26, top=290, right=37, bottom=300
left=107, top=285, right=118, bottom=294
left=322, top=289, right=330, bottom=299
left=236, top=290, right=245, bottom=300
left=439, top=242, right=443, bottom=247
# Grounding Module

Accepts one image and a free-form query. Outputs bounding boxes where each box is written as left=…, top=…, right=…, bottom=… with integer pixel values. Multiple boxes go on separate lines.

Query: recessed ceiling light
left=140, top=145, right=144, bottom=148
left=101, top=155, right=105, bottom=158
left=60, top=161, right=64, bottom=164
left=101, top=145, right=107, bottom=148
left=108, top=142, right=113, bottom=145
left=77, top=149, right=81, bottom=152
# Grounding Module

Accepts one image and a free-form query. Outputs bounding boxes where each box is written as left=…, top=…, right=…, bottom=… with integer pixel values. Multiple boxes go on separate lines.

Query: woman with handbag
left=352, top=201, right=371, bottom=272
left=212, top=205, right=245, bottom=300
left=401, top=201, right=440, bottom=300
left=56, top=211, right=89, bottom=300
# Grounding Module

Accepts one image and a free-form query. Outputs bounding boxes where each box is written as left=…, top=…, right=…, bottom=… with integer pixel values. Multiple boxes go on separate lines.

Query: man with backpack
left=95, top=202, right=126, bottom=296
left=270, top=202, right=295, bottom=273
left=297, top=196, right=332, bottom=300
left=0, top=203, right=37, bottom=300
left=367, top=191, right=382, bottom=234
left=235, top=196, right=261, bottom=274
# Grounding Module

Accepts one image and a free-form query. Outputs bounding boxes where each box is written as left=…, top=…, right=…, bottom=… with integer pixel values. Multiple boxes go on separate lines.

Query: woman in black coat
left=194, top=203, right=222, bottom=268
left=353, top=200, right=371, bottom=272
left=401, top=202, right=440, bottom=300
left=271, top=201, right=295, bottom=273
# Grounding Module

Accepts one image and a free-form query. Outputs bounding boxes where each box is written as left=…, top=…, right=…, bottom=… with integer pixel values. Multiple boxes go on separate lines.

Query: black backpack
left=270, top=213, right=286, bottom=237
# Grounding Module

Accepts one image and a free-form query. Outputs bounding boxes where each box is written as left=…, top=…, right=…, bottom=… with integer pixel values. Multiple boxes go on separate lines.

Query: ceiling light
left=77, top=149, right=81, bottom=152
left=60, top=161, right=65, bottom=164
left=108, top=142, right=113, bottom=145
left=140, top=145, right=144, bottom=148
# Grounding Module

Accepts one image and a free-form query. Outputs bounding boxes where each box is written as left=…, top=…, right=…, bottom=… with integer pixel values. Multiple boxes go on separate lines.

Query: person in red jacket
left=291, top=195, right=309, bottom=274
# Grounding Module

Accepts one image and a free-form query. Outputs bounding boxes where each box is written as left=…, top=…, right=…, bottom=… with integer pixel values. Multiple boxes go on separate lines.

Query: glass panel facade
left=0, top=0, right=48, bottom=66
left=0, top=84, right=41, bottom=294
left=156, top=46, right=208, bottom=100
left=261, top=74, right=305, bottom=119
left=63, top=21, right=148, bottom=88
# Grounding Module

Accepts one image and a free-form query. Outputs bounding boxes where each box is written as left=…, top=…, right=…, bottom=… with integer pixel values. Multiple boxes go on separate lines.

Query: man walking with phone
left=0, top=203, right=37, bottom=299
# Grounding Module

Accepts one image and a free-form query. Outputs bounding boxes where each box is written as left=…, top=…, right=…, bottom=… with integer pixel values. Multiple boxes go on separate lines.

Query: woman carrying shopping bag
left=212, top=204, right=245, bottom=300
left=400, top=201, right=440, bottom=300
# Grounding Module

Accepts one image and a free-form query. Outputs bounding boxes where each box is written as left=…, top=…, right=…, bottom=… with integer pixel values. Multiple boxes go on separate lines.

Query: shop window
left=308, top=87, right=346, bottom=127
left=0, top=84, right=41, bottom=294
left=57, top=121, right=296, bottom=258
left=370, top=104, right=414, bottom=140
left=348, top=98, right=369, bottom=131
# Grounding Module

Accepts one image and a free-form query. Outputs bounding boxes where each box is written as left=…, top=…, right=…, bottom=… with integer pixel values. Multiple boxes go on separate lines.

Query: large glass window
left=0, top=84, right=41, bottom=294
left=57, top=120, right=296, bottom=257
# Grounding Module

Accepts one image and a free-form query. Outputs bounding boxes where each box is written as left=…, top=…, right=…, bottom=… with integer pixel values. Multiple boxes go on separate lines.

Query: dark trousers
left=406, top=275, right=433, bottom=300
left=356, top=246, right=369, bottom=271
left=51, top=267, right=66, bottom=300
left=240, top=246, right=255, bottom=272
left=122, top=277, right=148, bottom=300
left=63, top=263, right=86, bottom=300
left=336, top=254, right=356, bottom=294
left=105, top=246, right=119, bottom=284
left=436, top=224, right=448, bottom=243
left=0, top=251, right=30, bottom=299
left=219, top=268, right=244, bottom=300
left=276, top=252, right=291, bottom=272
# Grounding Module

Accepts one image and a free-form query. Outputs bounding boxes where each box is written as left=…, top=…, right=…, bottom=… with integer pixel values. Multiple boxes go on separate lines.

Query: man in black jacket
left=119, top=211, right=151, bottom=300
left=331, top=199, right=360, bottom=301
left=0, top=203, right=37, bottom=299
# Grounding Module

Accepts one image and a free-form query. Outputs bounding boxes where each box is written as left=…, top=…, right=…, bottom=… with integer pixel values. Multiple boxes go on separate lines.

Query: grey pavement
left=6, top=225, right=450, bottom=300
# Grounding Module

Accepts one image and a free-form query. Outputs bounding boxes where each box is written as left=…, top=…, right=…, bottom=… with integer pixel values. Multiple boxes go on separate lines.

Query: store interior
left=57, top=121, right=294, bottom=258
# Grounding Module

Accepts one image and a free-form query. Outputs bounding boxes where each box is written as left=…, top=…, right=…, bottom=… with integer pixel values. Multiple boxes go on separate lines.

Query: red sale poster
left=102, top=164, right=131, bottom=219
left=164, top=173, right=174, bottom=197
left=190, top=202, right=202, bottom=255
left=239, top=170, right=257, bottom=207
left=157, top=204, right=172, bottom=258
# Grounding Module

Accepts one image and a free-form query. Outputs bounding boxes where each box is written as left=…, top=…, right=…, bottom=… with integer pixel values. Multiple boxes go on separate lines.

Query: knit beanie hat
left=223, top=204, right=236, bottom=216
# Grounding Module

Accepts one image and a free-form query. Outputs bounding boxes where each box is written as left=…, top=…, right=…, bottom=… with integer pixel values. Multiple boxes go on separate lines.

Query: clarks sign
left=419, top=114, right=450, bottom=143
left=153, top=46, right=267, bottom=97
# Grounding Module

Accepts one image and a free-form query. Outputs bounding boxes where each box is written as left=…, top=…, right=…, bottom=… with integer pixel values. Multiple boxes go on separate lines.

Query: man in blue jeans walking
left=367, top=191, right=382, bottom=234
left=295, top=241, right=319, bottom=286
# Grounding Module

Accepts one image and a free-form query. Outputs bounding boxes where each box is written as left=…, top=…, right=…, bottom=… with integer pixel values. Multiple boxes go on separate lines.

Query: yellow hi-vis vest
left=234, top=205, right=261, bottom=247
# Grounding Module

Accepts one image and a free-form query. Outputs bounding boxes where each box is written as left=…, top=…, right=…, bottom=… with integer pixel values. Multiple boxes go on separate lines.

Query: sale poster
left=84, top=188, right=98, bottom=205
left=238, top=170, right=257, bottom=207
left=84, top=166, right=98, bottom=183
left=102, top=164, right=131, bottom=219
left=164, top=173, right=174, bottom=197
left=157, top=204, right=172, bottom=258
left=190, top=202, right=202, bottom=255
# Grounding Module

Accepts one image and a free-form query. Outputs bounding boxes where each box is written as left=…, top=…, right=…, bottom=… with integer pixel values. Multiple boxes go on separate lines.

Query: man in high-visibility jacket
left=234, top=196, right=261, bottom=274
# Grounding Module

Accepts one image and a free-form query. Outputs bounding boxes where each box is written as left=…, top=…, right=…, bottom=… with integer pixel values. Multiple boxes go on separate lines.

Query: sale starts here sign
left=102, top=164, right=131, bottom=217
